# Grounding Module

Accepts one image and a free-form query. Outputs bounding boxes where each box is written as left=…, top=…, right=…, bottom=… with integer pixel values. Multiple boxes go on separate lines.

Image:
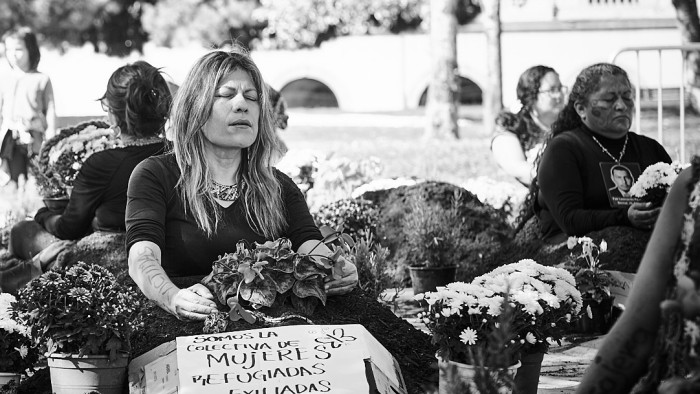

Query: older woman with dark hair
left=0, top=60, right=169, bottom=293
left=491, top=65, right=566, bottom=186
left=125, top=49, right=358, bottom=321
left=524, top=63, right=672, bottom=242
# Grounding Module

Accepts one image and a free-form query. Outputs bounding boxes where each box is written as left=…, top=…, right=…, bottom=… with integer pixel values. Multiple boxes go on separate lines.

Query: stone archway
left=418, top=75, right=483, bottom=106
left=280, top=78, right=339, bottom=108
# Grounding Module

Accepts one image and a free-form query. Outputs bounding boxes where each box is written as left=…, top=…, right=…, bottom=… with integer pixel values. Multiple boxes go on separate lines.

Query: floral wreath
left=34, top=119, right=116, bottom=198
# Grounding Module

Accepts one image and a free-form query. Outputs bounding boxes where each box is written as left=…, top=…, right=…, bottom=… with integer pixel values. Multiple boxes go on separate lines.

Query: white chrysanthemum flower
left=512, top=289, right=544, bottom=315
left=480, top=295, right=504, bottom=316
left=539, top=293, right=560, bottom=308
left=460, top=328, right=478, bottom=345
left=600, top=239, right=607, bottom=253
left=16, top=345, right=28, bottom=359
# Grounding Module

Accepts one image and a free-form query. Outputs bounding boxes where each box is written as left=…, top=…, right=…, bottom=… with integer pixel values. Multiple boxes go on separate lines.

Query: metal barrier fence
left=611, top=44, right=700, bottom=163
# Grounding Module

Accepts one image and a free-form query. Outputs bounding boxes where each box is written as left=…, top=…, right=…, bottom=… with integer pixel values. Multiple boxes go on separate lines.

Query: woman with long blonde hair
left=126, top=50, right=358, bottom=320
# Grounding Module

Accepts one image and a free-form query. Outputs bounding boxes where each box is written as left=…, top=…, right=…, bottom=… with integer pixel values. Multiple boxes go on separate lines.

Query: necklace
left=119, top=136, right=163, bottom=148
left=590, top=133, right=629, bottom=164
left=210, top=180, right=239, bottom=201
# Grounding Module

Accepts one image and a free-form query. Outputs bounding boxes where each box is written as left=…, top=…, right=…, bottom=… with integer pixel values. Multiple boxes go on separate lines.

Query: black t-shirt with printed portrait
left=536, top=125, right=672, bottom=240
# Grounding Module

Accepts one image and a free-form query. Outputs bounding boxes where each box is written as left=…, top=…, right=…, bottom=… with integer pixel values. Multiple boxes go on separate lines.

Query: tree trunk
left=425, top=0, right=459, bottom=139
left=481, top=0, right=503, bottom=136
left=672, top=0, right=700, bottom=113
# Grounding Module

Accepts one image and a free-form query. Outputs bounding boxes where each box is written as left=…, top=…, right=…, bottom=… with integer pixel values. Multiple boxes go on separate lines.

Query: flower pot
left=47, top=353, right=129, bottom=394
left=43, top=196, right=69, bottom=214
left=438, top=357, right=521, bottom=394
left=577, top=297, right=614, bottom=335
left=409, top=265, right=457, bottom=295
left=514, top=351, right=545, bottom=394
left=0, top=372, right=21, bottom=391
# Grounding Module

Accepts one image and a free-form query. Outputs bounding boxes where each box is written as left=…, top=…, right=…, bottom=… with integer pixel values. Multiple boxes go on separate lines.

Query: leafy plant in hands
left=201, top=226, right=352, bottom=332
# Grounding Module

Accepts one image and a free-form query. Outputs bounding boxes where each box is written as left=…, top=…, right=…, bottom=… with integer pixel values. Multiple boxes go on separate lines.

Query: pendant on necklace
left=211, top=181, right=239, bottom=202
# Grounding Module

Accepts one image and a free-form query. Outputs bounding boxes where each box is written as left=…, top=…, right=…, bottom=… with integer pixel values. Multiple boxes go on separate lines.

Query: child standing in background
left=0, top=26, right=56, bottom=189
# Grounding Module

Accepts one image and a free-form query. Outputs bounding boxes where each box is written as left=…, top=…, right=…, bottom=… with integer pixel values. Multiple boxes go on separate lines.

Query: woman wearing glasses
left=491, top=65, right=567, bottom=187
left=519, top=63, right=671, bottom=243
left=1, top=61, right=168, bottom=294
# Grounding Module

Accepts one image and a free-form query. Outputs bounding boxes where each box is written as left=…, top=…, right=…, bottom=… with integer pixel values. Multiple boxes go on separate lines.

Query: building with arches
left=251, top=0, right=680, bottom=112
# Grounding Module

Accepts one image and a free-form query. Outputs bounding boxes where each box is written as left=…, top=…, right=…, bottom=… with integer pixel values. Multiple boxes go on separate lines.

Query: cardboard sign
left=128, top=324, right=406, bottom=394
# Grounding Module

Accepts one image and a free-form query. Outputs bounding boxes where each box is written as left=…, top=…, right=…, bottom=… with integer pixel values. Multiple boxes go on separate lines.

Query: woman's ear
left=574, top=101, right=587, bottom=121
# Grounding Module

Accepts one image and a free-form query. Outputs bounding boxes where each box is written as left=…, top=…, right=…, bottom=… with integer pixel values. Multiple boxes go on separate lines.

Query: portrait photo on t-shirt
left=599, top=162, right=642, bottom=207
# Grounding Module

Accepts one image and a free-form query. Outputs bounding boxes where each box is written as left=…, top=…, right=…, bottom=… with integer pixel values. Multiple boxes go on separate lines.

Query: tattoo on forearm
left=583, top=328, right=654, bottom=394
left=133, top=247, right=176, bottom=299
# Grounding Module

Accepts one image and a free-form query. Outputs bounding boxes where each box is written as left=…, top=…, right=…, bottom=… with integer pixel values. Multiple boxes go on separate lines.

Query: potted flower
left=470, top=259, right=583, bottom=394
left=415, top=281, right=523, bottom=393
left=0, top=294, right=39, bottom=390
left=200, top=228, right=351, bottom=331
left=566, top=236, right=626, bottom=334
left=403, top=194, right=465, bottom=294
left=628, top=161, right=684, bottom=206
left=15, top=262, right=142, bottom=394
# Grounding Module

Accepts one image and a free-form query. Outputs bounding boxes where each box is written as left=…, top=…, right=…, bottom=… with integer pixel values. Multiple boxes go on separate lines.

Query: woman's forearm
left=128, top=241, right=179, bottom=313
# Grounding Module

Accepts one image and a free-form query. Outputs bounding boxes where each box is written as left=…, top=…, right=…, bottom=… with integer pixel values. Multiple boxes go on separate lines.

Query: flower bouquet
left=416, top=281, right=521, bottom=365
left=200, top=227, right=352, bottom=331
left=15, top=262, right=142, bottom=361
left=416, top=259, right=582, bottom=393
left=471, top=259, right=582, bottom=355
left=629, top=162, right=684, bottom=206
left=416, top=281, right=522, bottom=392
left=0, top=294, right=39, bottom=375
left=34, top=120, right=117, bottom=198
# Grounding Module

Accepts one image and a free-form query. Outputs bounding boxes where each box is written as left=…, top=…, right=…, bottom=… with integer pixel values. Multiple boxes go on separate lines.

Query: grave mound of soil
left=366, top=181, right=512, bottom=283
left=482, top=224, right=651, bottom=275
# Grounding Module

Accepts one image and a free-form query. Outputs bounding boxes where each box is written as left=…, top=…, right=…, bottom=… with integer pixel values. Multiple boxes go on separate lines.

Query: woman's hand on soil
left=628, top=202, right=661, bottom=230
left=170, top=284, right=217, bottom=321
left=325, top=257, right=358, bottom=296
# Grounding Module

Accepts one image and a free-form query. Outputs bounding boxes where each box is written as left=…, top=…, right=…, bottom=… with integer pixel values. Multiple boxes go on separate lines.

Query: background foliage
left=0, top=0, right=480, bottom=55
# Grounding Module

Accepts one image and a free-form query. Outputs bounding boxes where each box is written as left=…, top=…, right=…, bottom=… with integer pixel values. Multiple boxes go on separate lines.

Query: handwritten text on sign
left=176, top=325, right=371, bottom=394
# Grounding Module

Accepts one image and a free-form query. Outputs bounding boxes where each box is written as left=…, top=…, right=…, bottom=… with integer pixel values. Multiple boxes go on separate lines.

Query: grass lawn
left=3, top=105, right=700, bottom=227
left=282, top=106, right=700, bottom=186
